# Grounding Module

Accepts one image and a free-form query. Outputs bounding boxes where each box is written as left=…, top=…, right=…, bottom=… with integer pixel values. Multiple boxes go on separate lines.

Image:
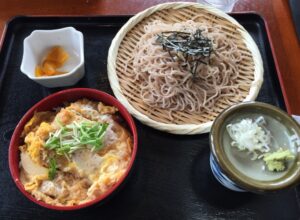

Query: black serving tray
left=0, top=14, right=299, bottom=220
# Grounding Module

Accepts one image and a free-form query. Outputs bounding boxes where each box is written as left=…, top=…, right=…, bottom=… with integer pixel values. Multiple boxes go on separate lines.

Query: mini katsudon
left=19, top=99, right=133, bottom=206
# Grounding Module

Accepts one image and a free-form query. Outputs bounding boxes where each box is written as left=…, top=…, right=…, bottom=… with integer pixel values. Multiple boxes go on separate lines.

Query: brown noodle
left=125, top=20, right=243, bottom=113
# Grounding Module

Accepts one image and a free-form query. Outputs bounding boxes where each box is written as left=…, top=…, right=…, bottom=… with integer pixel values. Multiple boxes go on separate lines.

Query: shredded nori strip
left=156, top=29, right=213, bottom=75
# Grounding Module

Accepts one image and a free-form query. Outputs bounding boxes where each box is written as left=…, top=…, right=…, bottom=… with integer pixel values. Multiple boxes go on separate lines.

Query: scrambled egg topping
left=25, top=122, right=53, bottom=165
left=19, top=99, right=133, bottom=206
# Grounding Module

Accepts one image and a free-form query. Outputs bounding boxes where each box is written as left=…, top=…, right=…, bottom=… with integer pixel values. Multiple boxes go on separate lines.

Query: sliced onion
left=21, top=152, right=48, bottom=176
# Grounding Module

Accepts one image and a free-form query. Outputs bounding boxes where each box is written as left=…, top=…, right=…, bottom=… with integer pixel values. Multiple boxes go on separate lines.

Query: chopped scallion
left=45, top=121, right=109, bottom=156
left=48, top=158, right=57, bottom=180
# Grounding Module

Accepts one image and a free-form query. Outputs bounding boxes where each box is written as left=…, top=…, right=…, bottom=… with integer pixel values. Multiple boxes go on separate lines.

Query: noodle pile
left=125, top=20, right=243, bottom=113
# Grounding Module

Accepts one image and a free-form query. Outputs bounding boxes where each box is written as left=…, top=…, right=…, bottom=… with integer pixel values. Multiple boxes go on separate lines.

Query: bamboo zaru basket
left=107, top=2, right=263, bottom=134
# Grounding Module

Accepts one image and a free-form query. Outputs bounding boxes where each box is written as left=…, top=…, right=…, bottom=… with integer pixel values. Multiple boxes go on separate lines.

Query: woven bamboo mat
left=108, top=2, right=263, bottom=134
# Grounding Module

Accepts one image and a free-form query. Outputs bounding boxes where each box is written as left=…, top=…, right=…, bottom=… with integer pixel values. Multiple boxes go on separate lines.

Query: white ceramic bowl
left=20, top=27, right=84, bottom=88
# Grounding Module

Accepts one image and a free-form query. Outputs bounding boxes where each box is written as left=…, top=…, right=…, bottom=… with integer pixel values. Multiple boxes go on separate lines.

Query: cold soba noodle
left=126, top=20, right=243, bottom=113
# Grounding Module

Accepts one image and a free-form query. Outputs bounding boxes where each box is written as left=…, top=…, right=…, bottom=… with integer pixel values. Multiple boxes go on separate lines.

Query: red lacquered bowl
left=8, top=88, right=138, bottom=210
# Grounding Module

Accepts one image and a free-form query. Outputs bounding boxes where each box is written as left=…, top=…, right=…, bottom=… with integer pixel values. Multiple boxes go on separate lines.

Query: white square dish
left=20, top=27, right=85, bottom=88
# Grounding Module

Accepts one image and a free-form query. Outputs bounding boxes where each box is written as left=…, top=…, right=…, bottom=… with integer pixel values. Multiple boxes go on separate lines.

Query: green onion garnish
left=45, top=121, right=108, bottom=156
left=48, top=158, right=57, bottom=180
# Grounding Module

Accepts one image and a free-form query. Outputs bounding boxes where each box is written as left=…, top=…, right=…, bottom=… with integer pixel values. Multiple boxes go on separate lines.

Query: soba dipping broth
left=223, top=113, right=298, bottom=181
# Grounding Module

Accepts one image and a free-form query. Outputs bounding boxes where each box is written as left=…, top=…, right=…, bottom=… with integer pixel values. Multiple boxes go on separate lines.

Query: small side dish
left=20, top=27, right=84, bottom=88
left=210, top=102, right=300, bottom=192
left=19, top=99, right=133, bottom=206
